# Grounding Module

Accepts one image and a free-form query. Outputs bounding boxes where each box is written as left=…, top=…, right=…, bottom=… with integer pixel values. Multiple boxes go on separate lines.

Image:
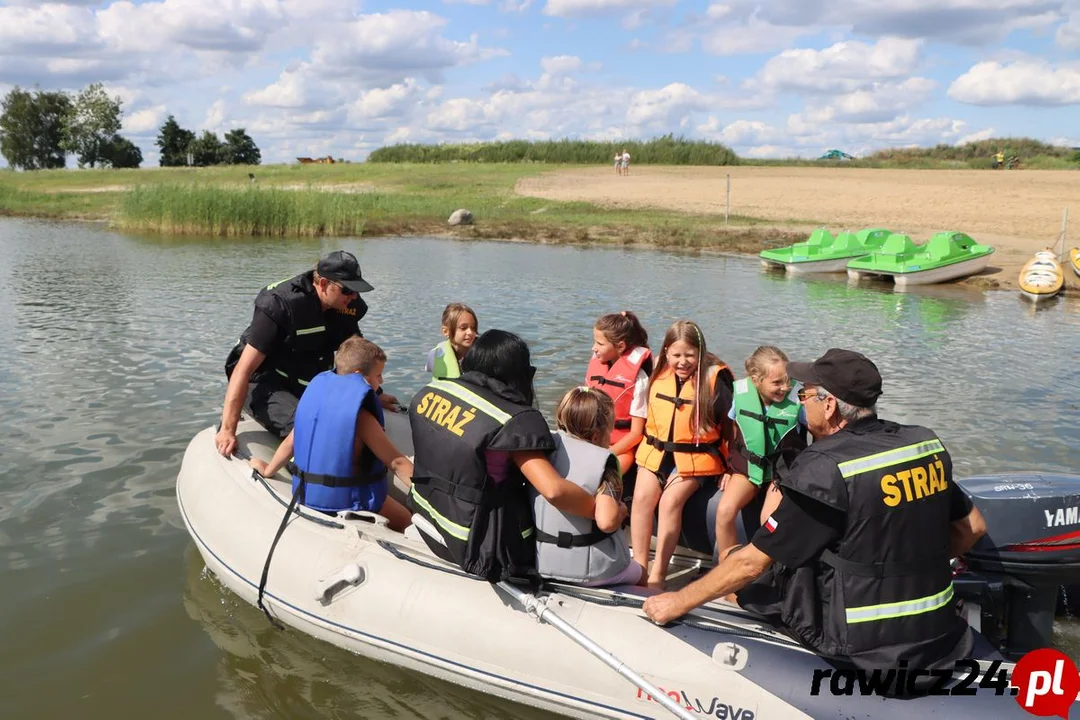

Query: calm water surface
left=2, top=217, right=1079, bottom=719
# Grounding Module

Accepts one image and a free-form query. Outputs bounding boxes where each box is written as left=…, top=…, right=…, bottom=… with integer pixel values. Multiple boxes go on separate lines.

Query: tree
left=156, top=115, right=194, bottom=167
left=222, top=128, right=261, bottom=165
left=0, top=86, right=71, bottom=170
left=103, top=134, right=143, bottom=169
left=62, top=82, right=122, bottom=168
left=188, top=130, right=224, bottom=166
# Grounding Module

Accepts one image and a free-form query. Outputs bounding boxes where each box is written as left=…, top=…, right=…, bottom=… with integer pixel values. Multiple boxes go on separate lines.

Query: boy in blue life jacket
left=250, top=336, right=413, bottom=531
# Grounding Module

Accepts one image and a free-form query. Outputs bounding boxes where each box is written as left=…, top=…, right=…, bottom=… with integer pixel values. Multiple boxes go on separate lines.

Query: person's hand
left=643, top=592, right=686, bottom=625
left=718, top=473, right=730, bottom=491
left=249, top=458, right=269, bottom=477
left=215, top=427, right=237, bottom=456
left=616, top=501, right=629, bottom=525
left=379, top=393, right=400, bottom=411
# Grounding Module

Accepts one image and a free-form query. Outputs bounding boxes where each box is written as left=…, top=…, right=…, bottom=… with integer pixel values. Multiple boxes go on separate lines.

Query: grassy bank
left=0, top=162, right=802, bottom=251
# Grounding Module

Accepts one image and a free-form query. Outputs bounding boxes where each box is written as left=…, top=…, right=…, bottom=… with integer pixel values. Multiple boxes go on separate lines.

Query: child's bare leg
left=648, top=477, right=700, bottom=589
left=630, top=468, right=661, bottom=580
left=759, top=483, right=783, bottom=526
left=713, top=473, right=758, bottom=560
left=379, top=496, right=412, bottom=533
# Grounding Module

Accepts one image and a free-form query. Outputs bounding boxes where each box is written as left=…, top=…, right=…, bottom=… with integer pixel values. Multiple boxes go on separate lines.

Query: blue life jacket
left=291, top=370, right=388, bottom=512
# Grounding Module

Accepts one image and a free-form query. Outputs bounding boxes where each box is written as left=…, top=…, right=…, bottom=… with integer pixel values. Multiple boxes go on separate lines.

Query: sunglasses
left=330, top=280, right=357, bottom=297
left=797, top=389, right=825, bottom=403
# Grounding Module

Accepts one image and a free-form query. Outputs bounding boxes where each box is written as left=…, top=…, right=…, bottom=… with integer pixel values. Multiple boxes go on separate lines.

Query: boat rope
left=376, top=539, right=803, bottom=648
left=255, top=480, right=301, bottom=630
left=251, top=470, right=343, bottom=529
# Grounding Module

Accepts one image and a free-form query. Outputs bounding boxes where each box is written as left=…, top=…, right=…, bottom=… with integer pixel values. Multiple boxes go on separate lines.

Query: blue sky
left=1, top=0, right=1079, bottom=165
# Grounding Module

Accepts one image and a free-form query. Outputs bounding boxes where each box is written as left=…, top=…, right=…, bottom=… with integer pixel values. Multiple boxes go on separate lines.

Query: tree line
left=0, top=83, right=261, bottom=171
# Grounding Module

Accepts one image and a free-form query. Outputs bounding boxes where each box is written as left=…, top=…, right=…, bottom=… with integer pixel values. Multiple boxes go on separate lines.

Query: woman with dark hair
left=407, top=329, right=597, bottom=582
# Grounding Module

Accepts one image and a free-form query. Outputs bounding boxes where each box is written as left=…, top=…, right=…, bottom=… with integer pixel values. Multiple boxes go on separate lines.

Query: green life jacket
left=732, top=377, right=801, bottom=486
left=431, top=339, right=461, bottom=380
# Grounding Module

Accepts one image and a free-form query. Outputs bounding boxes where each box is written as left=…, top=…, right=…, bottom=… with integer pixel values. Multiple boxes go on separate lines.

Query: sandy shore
left=516, top=166, right=1080, bottom=293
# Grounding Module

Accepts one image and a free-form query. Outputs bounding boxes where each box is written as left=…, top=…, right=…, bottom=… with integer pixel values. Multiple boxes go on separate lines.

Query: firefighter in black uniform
left=407, top=329, right=597, bottom=582
left=644, top=348, right=988, bottom=677
left=215, top=250, right=398, bottom=456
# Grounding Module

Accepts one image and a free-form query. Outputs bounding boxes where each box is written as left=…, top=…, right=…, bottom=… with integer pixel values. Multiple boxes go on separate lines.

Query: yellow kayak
left=1070, top=247, right=1080, bottom=278
left=1019, top=250, right=1064, bottom=301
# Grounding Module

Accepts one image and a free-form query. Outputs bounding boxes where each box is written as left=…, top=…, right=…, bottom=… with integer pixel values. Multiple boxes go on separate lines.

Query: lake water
left=2, top=217, right=1079, bottom=719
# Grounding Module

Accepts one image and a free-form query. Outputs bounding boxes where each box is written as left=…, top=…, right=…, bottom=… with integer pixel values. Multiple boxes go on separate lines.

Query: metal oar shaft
left=497, top=582, right=696, bottom=720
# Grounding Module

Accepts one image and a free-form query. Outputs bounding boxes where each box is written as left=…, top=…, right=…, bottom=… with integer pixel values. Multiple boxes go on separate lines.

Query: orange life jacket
left=586, top=345, right=652, bottom=468
left=635, top=364, right=729, bottom=478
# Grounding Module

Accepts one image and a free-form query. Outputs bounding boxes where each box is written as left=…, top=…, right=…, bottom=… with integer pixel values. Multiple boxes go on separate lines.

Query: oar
left=495, top=581, right=696, bottom=720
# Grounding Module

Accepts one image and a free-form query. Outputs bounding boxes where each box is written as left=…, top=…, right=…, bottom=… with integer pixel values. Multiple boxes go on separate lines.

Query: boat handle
left=314, top=563, right=365, bottom=604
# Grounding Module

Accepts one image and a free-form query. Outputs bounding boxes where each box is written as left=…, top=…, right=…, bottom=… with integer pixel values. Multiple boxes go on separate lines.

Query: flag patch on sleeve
left=764, top=516, right=778, bottom=533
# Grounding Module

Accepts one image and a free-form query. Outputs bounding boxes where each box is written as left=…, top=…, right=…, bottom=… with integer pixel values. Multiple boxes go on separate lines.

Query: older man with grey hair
left=644, top=348, right=987, bottom=685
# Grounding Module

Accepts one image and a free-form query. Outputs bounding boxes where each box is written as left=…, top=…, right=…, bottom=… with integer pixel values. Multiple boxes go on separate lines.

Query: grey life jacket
left=532, top=431, right=633, bottom=585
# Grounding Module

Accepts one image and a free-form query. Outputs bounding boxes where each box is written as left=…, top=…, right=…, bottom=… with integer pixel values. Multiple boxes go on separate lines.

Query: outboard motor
left=952, top=473, right=1080, bottom=658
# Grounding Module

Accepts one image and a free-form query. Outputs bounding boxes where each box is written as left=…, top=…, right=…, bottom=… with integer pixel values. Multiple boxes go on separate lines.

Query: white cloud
left=948, top=60, right=1080, bottom=105
left=540, top=55, right=584, bottom=75
left=243, top=65, right=327, bottom=108
left=822, top=77, right=937, bottom=122
left=311, top=11, right=506, bottom=82
left=755, top=37, right=923, bottom=94
left=542, top=0, right=676, bottom=18
left=697, top=117, right=780, bottom=146
left=625, top=82, right=712, bottom=129
left=123, top=105, right=168, bottom=134
left=203, top=99, right=228, bottom=131
left=348, top=80, right=422, bottom=123
left=744, top=0, right=1062, bottom=44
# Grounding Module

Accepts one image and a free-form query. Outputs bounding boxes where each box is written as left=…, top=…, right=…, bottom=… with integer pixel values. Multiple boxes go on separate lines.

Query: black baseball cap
left=788, top=348, right=882, bottom=407
left=317, top=250, right=373, bottom=293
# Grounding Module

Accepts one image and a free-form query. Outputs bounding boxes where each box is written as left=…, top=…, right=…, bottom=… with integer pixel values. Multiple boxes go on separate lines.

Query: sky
left=1, top=0, right=1080, bottom=165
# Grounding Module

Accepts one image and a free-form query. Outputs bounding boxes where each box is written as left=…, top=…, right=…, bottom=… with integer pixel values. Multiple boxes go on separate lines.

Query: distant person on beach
left=621, top=150, right=631, bottom=176
left=215, top=250, right=398, bottom=456
left=614, top=152, right=622, bottom=176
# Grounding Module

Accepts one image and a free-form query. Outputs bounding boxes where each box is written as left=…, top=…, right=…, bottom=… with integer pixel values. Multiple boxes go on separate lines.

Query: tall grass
left=864, top=137, right=1077, bottom=166
left=368, top=135, right=739, bottom=165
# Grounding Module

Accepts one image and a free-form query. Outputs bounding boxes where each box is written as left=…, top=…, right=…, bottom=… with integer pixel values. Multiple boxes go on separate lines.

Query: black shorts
left=245, top=378, right=300, bottom=438
left=656, top=452, right=718, bottom=491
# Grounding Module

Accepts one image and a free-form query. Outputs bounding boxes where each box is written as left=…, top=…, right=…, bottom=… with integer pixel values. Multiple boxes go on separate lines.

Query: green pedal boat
left=846, top=231, right=994, bottom=287
left=760, top=227, right=892, bottom=274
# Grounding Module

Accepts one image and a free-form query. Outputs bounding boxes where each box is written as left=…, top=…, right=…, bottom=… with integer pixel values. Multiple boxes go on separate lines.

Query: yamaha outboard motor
left=953, top=473, right=1080, bottom=659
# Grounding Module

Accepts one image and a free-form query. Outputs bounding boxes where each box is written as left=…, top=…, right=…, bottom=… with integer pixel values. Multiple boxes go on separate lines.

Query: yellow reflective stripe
left=428, top=379, right=511, bottom=424
left=295, top=326, right=325, bottom=336
left=522, top=527, right=534, bottom=539
left=409, top=487, right=469, bottom=541
left=845, top=583, right=954, bottom=624
left=837, top=440, right=945, bottom=478
left=274, top=369, right=309, bottom=386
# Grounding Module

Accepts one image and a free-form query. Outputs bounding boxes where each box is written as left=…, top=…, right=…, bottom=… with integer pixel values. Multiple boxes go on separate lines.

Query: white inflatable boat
left=177, top=413, right=1063, bottom=719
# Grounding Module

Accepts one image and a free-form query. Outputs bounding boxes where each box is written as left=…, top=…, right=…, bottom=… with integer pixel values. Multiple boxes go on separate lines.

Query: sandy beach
left=516, top=166, right=1080, bottom=292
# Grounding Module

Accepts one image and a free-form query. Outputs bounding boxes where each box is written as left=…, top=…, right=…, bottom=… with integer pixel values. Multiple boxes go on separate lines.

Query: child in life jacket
left=586, top=311, right=652, bottom=475
left=250, top=336, right=414, bottom=531
left=631, top=320, right=734, bottom=588
left=532, top=386, right=644, bottom=587
left=715, top=346, right=807, bottom=558
left=425, top=303, right=478, bottom=380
